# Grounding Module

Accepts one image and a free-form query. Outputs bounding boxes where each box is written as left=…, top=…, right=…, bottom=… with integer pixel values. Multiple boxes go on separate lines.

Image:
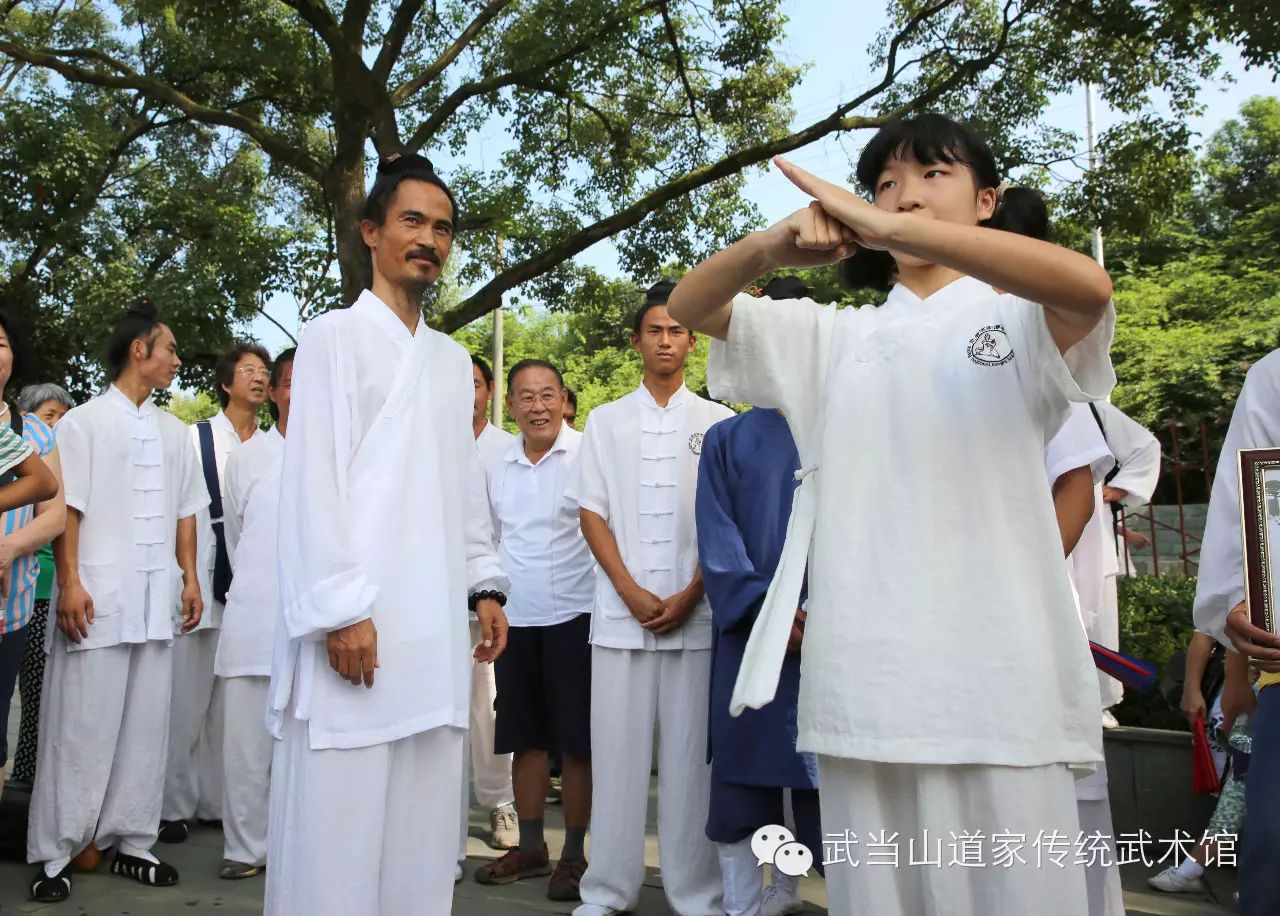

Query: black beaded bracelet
left=468, top=589, right=507, bottom=611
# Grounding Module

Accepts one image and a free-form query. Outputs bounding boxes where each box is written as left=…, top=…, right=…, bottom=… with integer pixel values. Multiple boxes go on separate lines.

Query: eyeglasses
left=234, top=367, right=270, bottom=379
left=514, top=392, right=561, bottom=408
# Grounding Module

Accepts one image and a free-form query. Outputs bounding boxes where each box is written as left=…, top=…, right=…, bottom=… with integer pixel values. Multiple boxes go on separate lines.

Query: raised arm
left=667, top=203, right=854, bottom=341
left=769, top=157, right=1113, bottom=352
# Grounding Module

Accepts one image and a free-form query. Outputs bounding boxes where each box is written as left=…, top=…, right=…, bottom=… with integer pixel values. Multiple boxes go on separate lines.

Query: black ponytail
left=837, top=113, right=1050, bottom=294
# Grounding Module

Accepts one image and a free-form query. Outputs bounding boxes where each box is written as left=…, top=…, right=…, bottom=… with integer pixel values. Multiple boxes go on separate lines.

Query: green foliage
left=166, top=390, right=219, bottom=424
left=1115, top=575, right=1200, bottom=731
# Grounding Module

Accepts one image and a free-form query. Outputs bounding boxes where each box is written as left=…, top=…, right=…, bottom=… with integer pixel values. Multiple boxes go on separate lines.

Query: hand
left=787, top=608, right=807, bottom=653
left=56, top=580, right=94, bottom=643
left=473, top=599, right=508, bottom=664
left=1225, top=601, right=1280, bottom=665
left=0, top=538, right=16, bottom=575
left=1102, top=485, right=1129, bottom=505
left=641, top=588, right=699, bottom=635
left=622, top=583, right=666, bottom=626
left=773, top=156, right=897, bottom=250
left=327, top=617, right=379, bottom=688
left=179, top=579, right=203, bottom=633
left=1220, top=668, right=1257, bottom=736
left=1180, top=687, right=1206, bottom=728
left=757, top=202, right=858, bottom=270
left=1121, top=527, right=1151, bottom=550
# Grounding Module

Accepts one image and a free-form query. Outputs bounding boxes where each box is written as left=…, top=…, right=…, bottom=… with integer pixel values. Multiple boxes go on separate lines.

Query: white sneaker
left=571, top=905, right=623, bottom=916
left=454, top=863, right=463, bottom=884
left=488, top=804, right=518, bottom=850
left=761, top=883, right=804, bottom=916
left=1101, top=709, right=1120, bottom=729
left=1146, top=865, right=1207, bottom=894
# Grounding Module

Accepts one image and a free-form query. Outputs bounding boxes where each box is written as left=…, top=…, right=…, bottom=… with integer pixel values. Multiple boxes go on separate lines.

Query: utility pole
left=1085, top=82, right=1105, bottom=268
left=492, top=235, right=505, bottom=427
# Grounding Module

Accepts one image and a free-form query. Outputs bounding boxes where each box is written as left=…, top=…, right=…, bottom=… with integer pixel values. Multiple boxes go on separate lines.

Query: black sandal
left=111, top=852, right=179, bottom=886
left=30, top=864, right=72, bottom=902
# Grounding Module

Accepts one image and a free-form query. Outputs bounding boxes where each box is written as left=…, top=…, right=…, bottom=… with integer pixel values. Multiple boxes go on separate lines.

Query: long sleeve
left=1098, top=402, right=1161, bottom=506
left=465, top=440, right=508, bottom=593
left=1194, top=351, right=1280, bottom=645
left=277, top=320, right=377, bottom=641
left=696, top=423, right=771, bottom=634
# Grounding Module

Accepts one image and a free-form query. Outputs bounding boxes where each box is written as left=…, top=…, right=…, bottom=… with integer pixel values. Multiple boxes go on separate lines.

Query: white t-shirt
left=708, top=276, right=1116, bottom=768
left=484, top=423, right=595, bottom=627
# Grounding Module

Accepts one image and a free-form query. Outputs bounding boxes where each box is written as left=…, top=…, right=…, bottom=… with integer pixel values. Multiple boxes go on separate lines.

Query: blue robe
left=697, top=408, right=818, bottom=791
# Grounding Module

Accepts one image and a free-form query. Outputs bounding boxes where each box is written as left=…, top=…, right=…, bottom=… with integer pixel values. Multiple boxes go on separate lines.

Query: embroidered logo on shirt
left=966, top=325, right=1014, bottom=367
left=688, top=432, right=704, bottom=455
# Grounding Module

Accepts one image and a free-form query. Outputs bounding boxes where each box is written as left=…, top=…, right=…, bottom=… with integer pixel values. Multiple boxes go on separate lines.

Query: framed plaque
left=1239, top=448, right=1280, bottom=635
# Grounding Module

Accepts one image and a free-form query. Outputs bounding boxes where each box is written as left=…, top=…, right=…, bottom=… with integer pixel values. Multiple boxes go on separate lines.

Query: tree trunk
left=328, top=157, right=370, bottom=307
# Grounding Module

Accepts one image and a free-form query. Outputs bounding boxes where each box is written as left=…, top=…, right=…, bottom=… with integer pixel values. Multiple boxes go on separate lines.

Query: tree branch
left=434, top=0, right=1016, bottom=332
left=0, top=40, right=327, bottom=181
left=275, top=0, right=357, bottom=62
left=389, top=0, right=514, bottom=106
left=659, top=1, right=703, bottom=137
left=404, top=10, right=637, bottom=151
left=341, top=0, right=376, bottom=43
left=255, top=302, right=298, bottom=344
left=372, top=0, right=430, bottom=84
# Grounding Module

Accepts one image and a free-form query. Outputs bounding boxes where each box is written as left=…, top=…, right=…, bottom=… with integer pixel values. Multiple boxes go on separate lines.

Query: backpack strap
left=196, top=420, right=232, bottom=603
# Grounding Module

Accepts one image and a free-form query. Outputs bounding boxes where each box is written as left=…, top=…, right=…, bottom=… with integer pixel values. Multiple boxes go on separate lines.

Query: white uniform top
left=476, top=421, right=514, bottom=467
left=55, top=385, right=209, bottom=652
left=187, top=409, right=264, bottom=631
left=1091, top=400, right=1161, bottom=577
left=270, top=290, right=506, bottom=750
left=1194, top=348, right=1280, bottom=645
left=567, top=383, right=734, bottom=651
left=1044, top=403, right=1116, bottom=632
left=484, top=422, right=595, bottom=627
left=709, top=277, right=1116, bottom=768
left=216, top=425, right=284, bottom=678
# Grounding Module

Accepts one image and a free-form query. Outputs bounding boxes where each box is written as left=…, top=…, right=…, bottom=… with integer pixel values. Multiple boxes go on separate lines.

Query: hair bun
left=125, top=297, right=158, bottom=321
left=377, top=152, right=436, bottom=176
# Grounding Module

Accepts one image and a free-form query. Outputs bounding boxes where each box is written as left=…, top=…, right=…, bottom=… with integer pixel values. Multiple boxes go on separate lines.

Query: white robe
left=28, top=386, right=207, bottom=866
left=165, top=411, right=260, bottom=822
left=266, top=290, right=505, bottom=912
left=1043, top=405, right=1125, bottom=916
left=217, top=425, right=284, bottom=865
left=1194, top=348, right=1280, bottom=645
left=1081, top=402, right=1160, bottom=708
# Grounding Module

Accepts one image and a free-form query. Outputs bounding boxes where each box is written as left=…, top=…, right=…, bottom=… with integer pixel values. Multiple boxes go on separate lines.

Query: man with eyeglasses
left=160, top=342, right=270, bottom=845
left=473, top=359, right=596, bottom=901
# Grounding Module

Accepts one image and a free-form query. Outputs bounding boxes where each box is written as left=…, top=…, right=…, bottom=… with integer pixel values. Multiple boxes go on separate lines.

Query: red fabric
left=1192, top=714, right=1221, bottom=796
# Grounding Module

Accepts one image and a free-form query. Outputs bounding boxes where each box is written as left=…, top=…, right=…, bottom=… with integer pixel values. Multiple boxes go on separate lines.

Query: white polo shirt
left=484, top=422, right=594, bottom=627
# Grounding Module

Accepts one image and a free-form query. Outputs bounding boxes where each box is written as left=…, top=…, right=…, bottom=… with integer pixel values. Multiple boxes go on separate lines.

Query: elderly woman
left=6, top=380, right=74, bottom=787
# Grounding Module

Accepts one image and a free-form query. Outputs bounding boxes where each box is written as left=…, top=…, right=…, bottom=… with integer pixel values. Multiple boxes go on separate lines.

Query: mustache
left=405, top=247, right=442, bottom=266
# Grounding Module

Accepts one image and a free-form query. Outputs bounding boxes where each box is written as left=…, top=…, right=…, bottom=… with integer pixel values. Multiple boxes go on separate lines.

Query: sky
left=246, top=2, right=1280, bottom=353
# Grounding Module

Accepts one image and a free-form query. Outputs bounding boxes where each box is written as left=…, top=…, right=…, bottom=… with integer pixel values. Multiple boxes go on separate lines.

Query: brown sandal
left=548, top=856, right=587, bottom=901
left=473, top=846, right=552, bottom=885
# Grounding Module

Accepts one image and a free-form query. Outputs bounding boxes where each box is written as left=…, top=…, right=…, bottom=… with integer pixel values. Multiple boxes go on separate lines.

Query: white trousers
left=578, top=647, right=722, bottom=916
left=1092, top=575, right=1123, bottom=708
left=1074, top=758, right=1125, bottom=916
left=265, top=715, right=465, bottom=916
left=718, top=837, right=763, bottom=916
left=818, top=756, right=1088, bottom=916
left=222, top=675, right=272, bottom=865
left=458, top=619, right=514, bottom=858
left=28, top=640, right=173, bottom=863
left=163, top=627, right=225, bottom=820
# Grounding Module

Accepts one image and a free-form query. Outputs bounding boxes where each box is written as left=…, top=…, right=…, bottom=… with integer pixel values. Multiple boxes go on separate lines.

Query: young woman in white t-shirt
left=668, top=114, right=1114, bottom=916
